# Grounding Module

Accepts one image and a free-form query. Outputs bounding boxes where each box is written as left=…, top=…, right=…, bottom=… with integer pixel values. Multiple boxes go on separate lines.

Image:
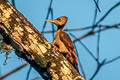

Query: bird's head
left=45, top=16, right=68, bottom=28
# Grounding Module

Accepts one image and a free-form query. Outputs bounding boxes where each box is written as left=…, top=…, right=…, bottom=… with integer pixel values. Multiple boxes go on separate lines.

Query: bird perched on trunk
left=45, top=16, right=78, bottom=71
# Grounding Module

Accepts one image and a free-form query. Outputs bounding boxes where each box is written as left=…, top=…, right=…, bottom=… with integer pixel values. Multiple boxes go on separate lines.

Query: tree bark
left=0, top=0, right=84, bottom=80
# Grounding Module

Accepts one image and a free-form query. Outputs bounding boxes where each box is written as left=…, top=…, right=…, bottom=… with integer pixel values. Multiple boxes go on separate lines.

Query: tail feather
left=68, top=48, right=78, bottom=71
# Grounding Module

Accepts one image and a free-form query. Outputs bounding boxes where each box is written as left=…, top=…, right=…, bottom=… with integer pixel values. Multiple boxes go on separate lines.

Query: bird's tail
left=67, top=48, right=78, bottom=71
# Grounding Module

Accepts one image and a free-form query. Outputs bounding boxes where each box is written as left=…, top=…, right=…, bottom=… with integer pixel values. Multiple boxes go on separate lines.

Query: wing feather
left=60, top=32, right=78, bottom=69
left=60, top=32, right=73, bottom=49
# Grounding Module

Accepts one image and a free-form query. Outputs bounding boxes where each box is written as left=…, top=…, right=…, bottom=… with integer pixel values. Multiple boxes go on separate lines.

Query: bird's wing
left=59, top=32, right=78, bottom=68
left=60, top=32, right=74, bottom=49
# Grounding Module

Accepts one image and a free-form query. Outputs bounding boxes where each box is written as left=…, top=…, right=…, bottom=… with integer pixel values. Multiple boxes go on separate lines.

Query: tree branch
left=73, top=23, right=120, bottom=42
left=93, top=0, right=101, bottom=12
left=43, top=26, right=92, bottom=33
left=95, top=2, right=120, bottom=27
left=0, top=0, right=84, bottom=80
left=41, top=0, right=53, bottom=33
left=0, top=63, right=28, bottom=80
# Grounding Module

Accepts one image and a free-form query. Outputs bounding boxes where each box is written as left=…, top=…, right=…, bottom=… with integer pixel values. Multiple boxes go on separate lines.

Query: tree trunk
left=0, top=0, right=84, bottom=80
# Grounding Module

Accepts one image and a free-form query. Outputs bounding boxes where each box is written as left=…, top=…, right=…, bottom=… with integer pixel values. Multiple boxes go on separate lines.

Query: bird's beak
left=45, top=20, right=56, bottom=24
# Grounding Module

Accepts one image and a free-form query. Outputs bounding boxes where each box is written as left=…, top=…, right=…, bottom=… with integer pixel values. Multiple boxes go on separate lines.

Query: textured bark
left=0, top=0, right=84, bottom=80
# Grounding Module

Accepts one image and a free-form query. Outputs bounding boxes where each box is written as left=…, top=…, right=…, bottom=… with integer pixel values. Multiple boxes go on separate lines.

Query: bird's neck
left=56, top=27, right=62, bottom=34
left=57, top=26, right=64, bottom=32
left=55, top=27, right=63, bottom=38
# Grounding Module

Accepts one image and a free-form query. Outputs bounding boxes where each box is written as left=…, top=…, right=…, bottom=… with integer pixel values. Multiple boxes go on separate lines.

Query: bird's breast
left=53, top=34, right=69, bottom=53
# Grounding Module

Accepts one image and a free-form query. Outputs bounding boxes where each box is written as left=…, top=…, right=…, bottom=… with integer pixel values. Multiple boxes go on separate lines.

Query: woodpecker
left=45, top=16, right=78, bottom=70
